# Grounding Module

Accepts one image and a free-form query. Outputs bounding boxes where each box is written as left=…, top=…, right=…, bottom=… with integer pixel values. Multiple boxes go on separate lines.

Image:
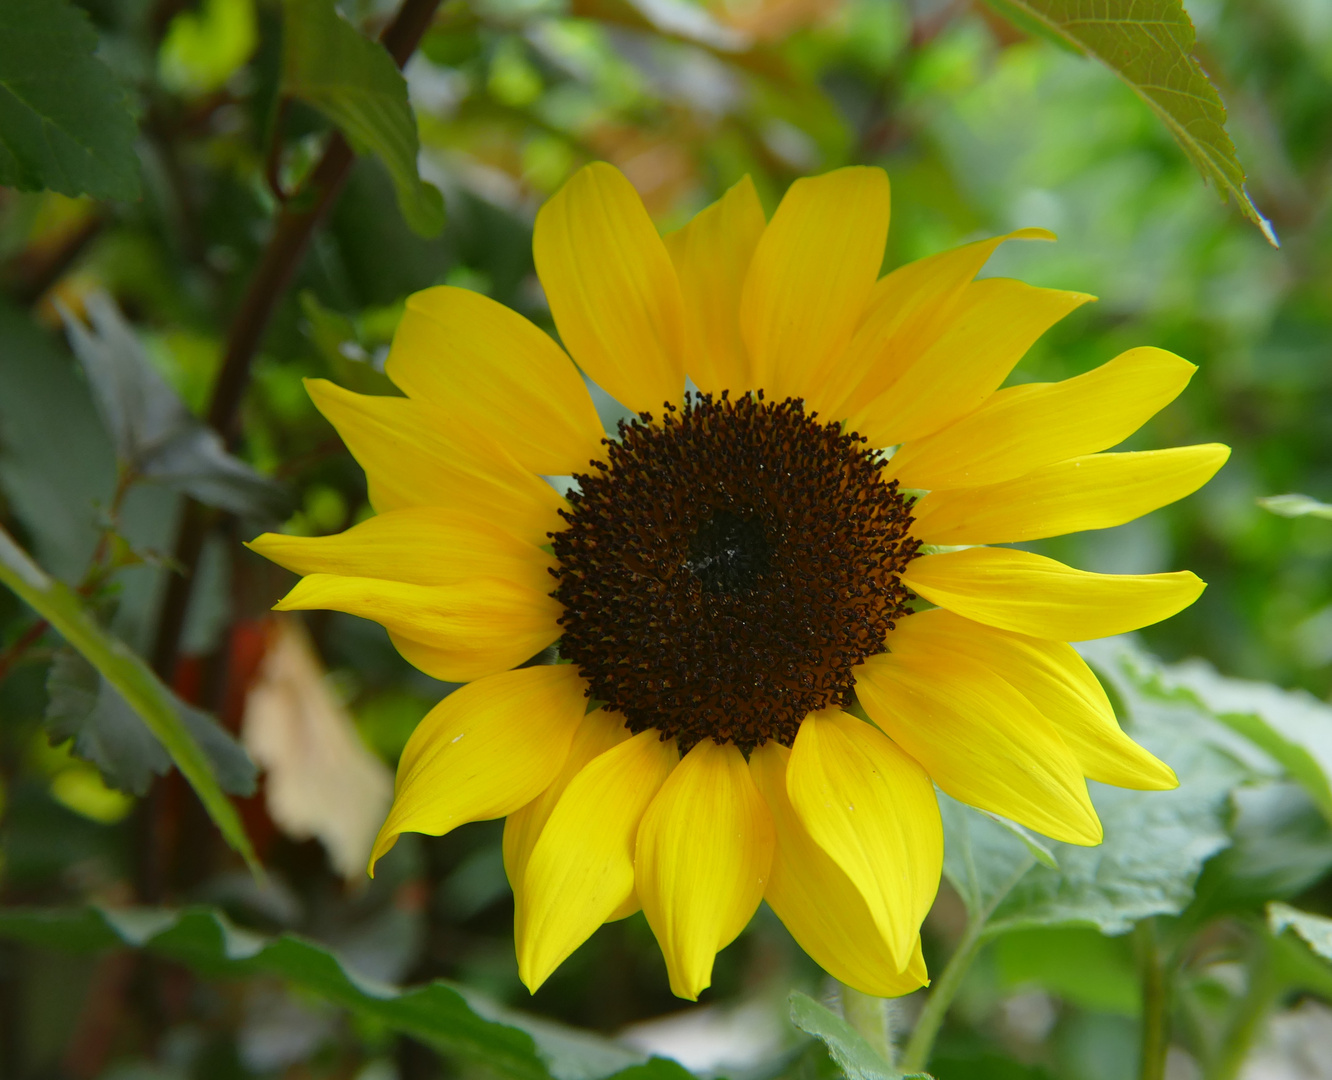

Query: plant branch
left=1137, top=919, right=1170, bottom=1080
left=1205, top=930, right=1277, bottom=1080
left=841, top=984, right=895, bottom=1067
left=900, top=914, right=985, bottom=1073
left=149, top=0, right=443, bottom=682
left=900, top=858, right=1036, bottom=1073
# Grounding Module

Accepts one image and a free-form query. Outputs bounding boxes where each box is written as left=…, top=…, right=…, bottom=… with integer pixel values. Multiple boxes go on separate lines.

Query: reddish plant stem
left=0, top=617, right=50, bottom=683
left=149, top=0, right=443, bottom=683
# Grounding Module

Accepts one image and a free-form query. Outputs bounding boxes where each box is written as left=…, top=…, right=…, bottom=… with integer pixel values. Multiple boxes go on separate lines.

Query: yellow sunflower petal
left=518, top=730, right=678, bottom=991
left=901, top=547, right=1206, bottom=641
left=369, top=664, right=587, bottom=871
left=740, top=167, right=890, bottom=408
left=533, top=162, right=685, bottom=415
left=846, top=280, right=1094, bottom=447
left=910, top=445, right=1231, bottom=545
left=274, top=574, right=561, bottom=683
left=248, top=507, right=555, bottom=592
left=306, top=378, right=564, bottom=544
left=503, top=708, right=631, bottom=904
left=663, top=175, right=766, bottom=394
left=635, top=739, right=774, bottom=1000
left=749, top=741, right=929, bottom=997
left=785, top=709, right=941, bottom=971
left=890, top=346, right=1198, bottom=489
left=887, top=609, right=1176, bottom=790
left=824, top=228, right=1054, bottom=419
left=385, top=286, right=605, bottom=476
left=856, top=651, right=1102, bottom=845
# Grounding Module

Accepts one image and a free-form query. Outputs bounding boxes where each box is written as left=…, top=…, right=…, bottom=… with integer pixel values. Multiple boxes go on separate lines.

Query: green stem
left=0, top=524, right=258, bottom=872
left=1136, top=920, right=1170, bottom=1080
left=841, top=984, right=895, bottom=1067
left=899, top=916, right=986, bottom=1072
left=899, top=856, right=1037, bottom=1073
left=1205, top=933, right=1277, bottom=1080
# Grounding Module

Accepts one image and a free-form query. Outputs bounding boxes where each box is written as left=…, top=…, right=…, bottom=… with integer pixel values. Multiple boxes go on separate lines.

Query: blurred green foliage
left=4, top=1, right=1332, bottom=1079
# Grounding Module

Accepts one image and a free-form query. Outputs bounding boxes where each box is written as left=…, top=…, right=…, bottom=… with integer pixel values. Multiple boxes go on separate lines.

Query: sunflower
left=249, top=163, right=1228, bottom=1001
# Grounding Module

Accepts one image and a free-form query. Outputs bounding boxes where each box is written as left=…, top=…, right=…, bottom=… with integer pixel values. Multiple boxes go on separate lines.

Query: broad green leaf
left=1154, top=656, right=1332, bottom=826
left=983, top=641, right=1250, bottom=935
left=282, top=0, right=445, bottom=237
left=979, top=0, right=1275, bottom=243
left=939, top=793, right=1037, bottom=922
left=1188, top=781, right=1332, bottom=921
left=0, top=301, right=116, bottom=579
left=1257, top=494, right=1332, bottom=519
left=787, top=993, right=900, bottom=1080
left=0, top=0, right=140, bottom=200
left=1269, top=902, right=1332, bottom=962
left=60, top=294, right=288, bottom=520
left=0, top=527, right=258, bottom=871
left=980, top=811, right=1058, bottom=870
left=940, top=640, right=1250, bottom=937
left=46, top=647, right=256, bottom=798
left=0, top=905, right=670, bottom=1080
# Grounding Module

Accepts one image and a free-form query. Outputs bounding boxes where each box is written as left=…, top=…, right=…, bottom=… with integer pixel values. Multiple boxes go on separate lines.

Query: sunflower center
left=550, top=392, right=919, bottom=752
left=685, top=510, right=772, bottom=594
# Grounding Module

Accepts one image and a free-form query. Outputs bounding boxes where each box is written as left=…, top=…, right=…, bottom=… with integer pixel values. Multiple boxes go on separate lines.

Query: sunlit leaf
left=980, top=0, right=1275, bottom=243
left=158, top=0, right=258, bottom=96
left=0, top=905, right=677, bottom=1080
left=282, top=0, right=445, bottom=237
left=1257, top=493, right=1332, bottom=519
left=0, top=0, right=140, bottom=200
left=0, top=527, right=258, bottom=870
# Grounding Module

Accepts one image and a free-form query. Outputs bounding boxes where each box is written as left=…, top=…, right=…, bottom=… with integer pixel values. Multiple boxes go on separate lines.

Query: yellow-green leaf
left=281, top=0, right=445, bottom=237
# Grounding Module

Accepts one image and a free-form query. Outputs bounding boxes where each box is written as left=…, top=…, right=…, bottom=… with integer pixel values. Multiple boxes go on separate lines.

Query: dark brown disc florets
left=550, top=392, right=919, bottom=752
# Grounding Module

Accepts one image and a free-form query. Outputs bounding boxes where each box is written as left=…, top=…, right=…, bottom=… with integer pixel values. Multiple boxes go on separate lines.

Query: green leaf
left=0, top=905, right=668, bottom=1080
left=939, top=794, right=1037, bottom=922
left=45, top=647, right=256, bottom=798
left=282, top=0, right=445, bottom=237
left=788, top=992, right=898, bottom=1080
left=1269, top=902, right=1332, bottom=962
left=980, top=811, right=1058, bottom=870
left=60, top=293, right=289, bottom=520
left=985, top=642, right=1250, bottom=935
left=1257, top=494, right=1332, bottom=519
left=1188, top=781, right=1332, bottom=921
left=0, top=527, right=258, bottom=871
left=941, top=640, right=1251, bottom=937
left=979, top=0, right=1275, bottom=244
left=1151, top=656, right=1332, bottom=826
left=0, top=0, right=140, bottom=200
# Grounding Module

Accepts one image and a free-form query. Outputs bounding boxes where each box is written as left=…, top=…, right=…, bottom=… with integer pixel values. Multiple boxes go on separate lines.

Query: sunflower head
left=250, top=161, right=1226, bottom=1001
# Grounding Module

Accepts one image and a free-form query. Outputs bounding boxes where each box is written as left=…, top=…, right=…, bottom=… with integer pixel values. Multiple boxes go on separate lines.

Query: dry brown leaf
left=242, top=617, right=392, bottom=879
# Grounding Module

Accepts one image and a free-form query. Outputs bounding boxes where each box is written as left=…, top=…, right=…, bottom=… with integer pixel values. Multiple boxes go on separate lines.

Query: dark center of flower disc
left=550, top=392, right=920, bottom=752
left=684, top=510, right=773, bottom=594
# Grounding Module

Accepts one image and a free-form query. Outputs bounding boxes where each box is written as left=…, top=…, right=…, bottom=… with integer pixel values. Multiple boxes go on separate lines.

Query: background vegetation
left=3, top=0, right=1332, bottom=1078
